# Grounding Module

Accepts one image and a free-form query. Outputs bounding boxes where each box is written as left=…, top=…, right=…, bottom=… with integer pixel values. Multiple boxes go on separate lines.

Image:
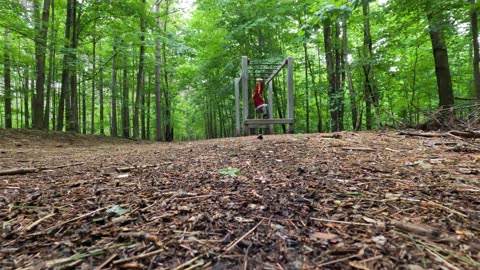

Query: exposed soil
left=0, top=129, right=479, bottom=269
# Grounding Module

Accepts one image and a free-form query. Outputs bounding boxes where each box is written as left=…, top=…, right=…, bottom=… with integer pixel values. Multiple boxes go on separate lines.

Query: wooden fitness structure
left=234, top=56, right=294, bottom=136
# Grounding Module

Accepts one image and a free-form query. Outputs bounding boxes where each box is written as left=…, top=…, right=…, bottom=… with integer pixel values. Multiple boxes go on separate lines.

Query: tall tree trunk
left=82, top=75, right=86, bottom=134
left=4, top=29, right=12, bottom=128
left=58, top=0, right=73, bottom=131
left=303, top=34, right=310, bottom=133
left=324, top=20, right=337, bottom=132
left=342, top=16, right=358, bottom=130
left=44, top=0, right=55, bottom=129
left=67, top=0, right=79, bottom=132
left=471, top=0, right=480, bottom=102
left=33, top=0, right=51, bottom=129
left=122, top=58, right=130, bottom=138
left=315, top=47, right=323, bottom=133
left=154, top=1, right=163, bottom=141
left=163, top=0, right=173, bottom=141
left=99, top=42, right=105, bottom=135
left=334, top=21, right=344, bottom=131
left=24, top=66, right=30, bottom=128
left=134, top=0, right=146, bottom=140
left=362, top=0, right=380, bottom=129
left=91, top=36, right=96, bottom=134
left=426, top=2, right=455, bottom=110
left=111, top=46, right=118, bottom=137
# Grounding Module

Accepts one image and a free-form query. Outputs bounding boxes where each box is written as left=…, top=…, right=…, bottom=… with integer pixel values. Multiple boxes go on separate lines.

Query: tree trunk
left=303, top=31, right=310, bottom=133
left=99, top=41, right=105, bottom=135
left=67, top=0, right=79, bottom=132
left=111, top=46, right=118, bottom=137
left=163, top=0, right=173, bottom=141
left=58, top=0, right=73, bottom=131
left=4, top=29, right=12, bottom=128
left=334, top=21, right=344, bottom=132
left=426, top=3, right=455, bottom=109
left=154, top=1, right=163, bottom=141
left=471, top=0, right=480, bottom=102
left=342, top=16, right=358, bottom=130
left=362, top=0, right=380, bottom=129
left=24, top=66, right=30, bottom=128
left=33, top=0, right=50, bottom=129
left=44, top=0, right=55, bottom=130
left=134, top=0, right=146, bottom=140
left=91, top=36, right=96, bottom=134
left=82, top=75, right=86, bottom=134
left=122, top=58, right=130, bottom=138
left=324, top=20, right=337, bottom=132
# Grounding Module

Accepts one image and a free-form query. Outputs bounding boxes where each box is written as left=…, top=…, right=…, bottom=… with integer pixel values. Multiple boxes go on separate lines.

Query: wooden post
left=234, top=77, right=240, bottom=136
left=268, top=80, right=273, bottom=134
left=287, top=56, right=294, bottom=133
left=242, top=56, right=250, bottom=136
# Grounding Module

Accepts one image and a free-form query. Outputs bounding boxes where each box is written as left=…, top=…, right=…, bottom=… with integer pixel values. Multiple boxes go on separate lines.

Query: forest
left=1, top=0, right=479, bottom=141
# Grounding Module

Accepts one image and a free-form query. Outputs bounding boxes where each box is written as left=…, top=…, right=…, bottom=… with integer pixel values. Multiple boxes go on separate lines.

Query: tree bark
left=4, top=29, right=12, bottom=128
left=44, top=0, right=55, bottom=130
left=471, top=0, right=480, bottom=102
left=133, top=0, right=146, bottom=140
left=33, top=0, right=51, bottom=129
left=99, top=41, right=105, bottom=135
left=154, top=1, right=163, bottom=141
left=163, top=0, right=173, bottom=141
left=426, top=2, right=455, bottom=109
left=91, top=35, right=96, bottom=134
left=122, top=57, right=130, bottom=138
left=342, top=16, right=358, bottom=130
left=58, top=0, right=73, bottom=131
left=111, top=45, right=118, bottom=137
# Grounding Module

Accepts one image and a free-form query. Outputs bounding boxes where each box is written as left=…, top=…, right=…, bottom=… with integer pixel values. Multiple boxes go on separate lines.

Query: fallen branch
left=26, top=213, right=55, bottom=232
left=39, top=162, right=85, bottom=170
left=449, top=130, right=480, bottom=139
left=113, top=249, right=164, bottom=265
left=311, top=217, right=372, bottom=226
left=399, top=131, right=447, bottom=138
left=0, top=167, right=38, bottom=176
left=42, top=206, right=110, bottom=234
left=392, top=220, right=442, bottom=239
left=224, top=219, right=264, bottom=253
left=94, top=253, right=117, bottom=270
left=341, top=147, right=376, bottom=152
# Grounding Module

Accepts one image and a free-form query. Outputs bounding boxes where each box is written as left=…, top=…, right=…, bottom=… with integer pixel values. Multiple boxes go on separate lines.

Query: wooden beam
left=242, top=56, right=250, bottom=136
left=244, top=119, right=294, bottom=125
left=234, top=77, right=240, bottom=136
left=267, top=80, right=273, bottom=134
left=265, top=59, right=287, bottom=84
left=287, top=56, right=294, bottom=133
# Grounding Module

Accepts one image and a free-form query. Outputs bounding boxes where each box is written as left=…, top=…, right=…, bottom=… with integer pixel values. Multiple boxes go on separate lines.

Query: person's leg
left=262, top=105, right=268, bottom=119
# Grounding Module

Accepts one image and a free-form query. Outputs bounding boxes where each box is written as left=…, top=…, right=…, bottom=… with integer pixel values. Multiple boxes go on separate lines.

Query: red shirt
left=253, top=82, right=265, bottom=108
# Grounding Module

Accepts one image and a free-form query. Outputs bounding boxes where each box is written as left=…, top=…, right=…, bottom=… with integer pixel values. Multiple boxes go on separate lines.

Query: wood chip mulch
left=0, top=131, right=479, bottom=269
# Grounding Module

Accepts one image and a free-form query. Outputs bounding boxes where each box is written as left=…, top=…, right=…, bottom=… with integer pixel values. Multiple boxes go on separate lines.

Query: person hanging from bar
left=253, top=78, right=269, bottom=119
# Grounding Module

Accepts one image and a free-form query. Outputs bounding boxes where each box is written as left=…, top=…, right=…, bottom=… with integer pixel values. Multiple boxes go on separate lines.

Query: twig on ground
left=112, top=249, right=164, bottom=265
left=224, top=219, right=264, bottom=253
left=311, top=217, right=372, bottom=226
left=26, top=213, right=55, bottom=232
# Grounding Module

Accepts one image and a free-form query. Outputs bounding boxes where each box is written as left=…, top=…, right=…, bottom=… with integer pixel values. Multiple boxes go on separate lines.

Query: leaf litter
left=0, top=130, right=479, bottom=269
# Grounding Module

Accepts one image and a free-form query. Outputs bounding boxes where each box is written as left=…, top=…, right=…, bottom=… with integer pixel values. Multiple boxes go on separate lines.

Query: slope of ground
left=0, top=129, right=479, bottom=269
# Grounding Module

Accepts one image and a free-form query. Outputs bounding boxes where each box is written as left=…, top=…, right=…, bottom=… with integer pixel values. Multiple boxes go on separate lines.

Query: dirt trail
left=0, top=129, right=479, bottom=269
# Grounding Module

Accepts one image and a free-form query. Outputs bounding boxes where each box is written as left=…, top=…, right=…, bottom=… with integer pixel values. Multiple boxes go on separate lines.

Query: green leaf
left=106, top=205, right=129, bottom=216
left=219, top=168, right=240, bottom=176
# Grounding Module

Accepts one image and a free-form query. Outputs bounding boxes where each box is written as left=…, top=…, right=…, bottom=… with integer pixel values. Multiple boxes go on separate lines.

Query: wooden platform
left=244, top=118, right=294, bottom=125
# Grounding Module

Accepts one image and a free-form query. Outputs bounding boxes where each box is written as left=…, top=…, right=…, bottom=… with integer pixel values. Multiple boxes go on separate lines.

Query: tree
left=425, top=1, right=455, bottom=110
left=33, top=0, right=51, bottom=129
left=471, top=0, right=480, bottom=102
left=133, top=0, right=146, bottom=140
left=154, top=0, right=163, bottom=141
left=4, top=29, right=12, bottom=128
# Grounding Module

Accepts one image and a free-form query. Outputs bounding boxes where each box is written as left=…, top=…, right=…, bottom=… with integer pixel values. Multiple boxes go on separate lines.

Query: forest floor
left=0, top=129, right=479, bottom=270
